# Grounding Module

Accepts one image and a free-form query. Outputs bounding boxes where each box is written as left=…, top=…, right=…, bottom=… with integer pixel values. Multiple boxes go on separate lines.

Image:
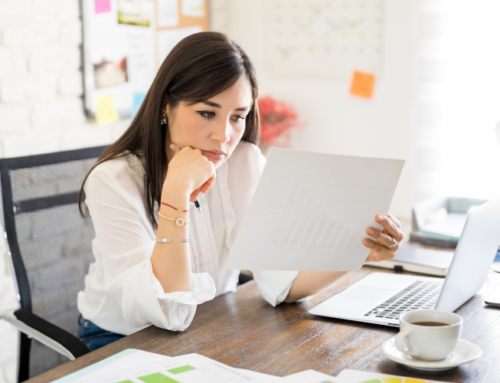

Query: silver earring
left=160, top=114, right=167, bottom=125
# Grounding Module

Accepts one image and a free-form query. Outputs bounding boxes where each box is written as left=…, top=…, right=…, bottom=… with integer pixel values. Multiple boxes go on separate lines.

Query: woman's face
left=165, top=75, right=253, bottom=169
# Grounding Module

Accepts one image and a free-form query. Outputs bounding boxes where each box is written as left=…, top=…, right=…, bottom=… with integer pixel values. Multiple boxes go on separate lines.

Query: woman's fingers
left=189, top=173, right=216, bottom=201
left=387, top=213, right=402, bottom=229
left=365, top=226, right=395, bottom=247
left=200, top=173, right=216, bottom=193
left=189, top=188, right=201, bottom=202
left=166, top=143, right=217, bottom=197
left=363, top=238, right=395, bottom=253
left=375, top=214, right=404, bottom=242
left=363, top=239, right=398, bottom=262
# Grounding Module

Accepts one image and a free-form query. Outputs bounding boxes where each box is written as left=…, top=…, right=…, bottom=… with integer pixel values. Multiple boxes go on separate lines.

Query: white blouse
left=77, top=142, right=299, bottom=336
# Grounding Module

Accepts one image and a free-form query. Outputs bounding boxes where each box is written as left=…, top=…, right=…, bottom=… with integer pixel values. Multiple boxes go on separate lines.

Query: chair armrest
left=1, top=309, right=90, bottom=360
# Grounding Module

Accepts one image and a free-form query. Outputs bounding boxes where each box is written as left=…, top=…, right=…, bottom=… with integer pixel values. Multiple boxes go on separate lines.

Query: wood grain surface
left=27, top=267, right=500, bottom=383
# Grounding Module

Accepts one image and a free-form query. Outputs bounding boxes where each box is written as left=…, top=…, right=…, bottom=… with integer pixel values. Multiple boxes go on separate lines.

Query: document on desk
left=226, top=148, right=404, bottom=271
left=76, top=353, right=270, bottom=383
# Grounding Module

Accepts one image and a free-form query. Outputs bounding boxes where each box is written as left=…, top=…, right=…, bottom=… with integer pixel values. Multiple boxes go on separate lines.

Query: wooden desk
left=28, top=266, right=500, bottom=383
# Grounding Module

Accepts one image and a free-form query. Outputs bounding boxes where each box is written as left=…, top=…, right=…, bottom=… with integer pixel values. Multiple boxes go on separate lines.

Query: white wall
left=413, top=0, right=500, bottom=203
left=0, top=0, right=130, bottom=158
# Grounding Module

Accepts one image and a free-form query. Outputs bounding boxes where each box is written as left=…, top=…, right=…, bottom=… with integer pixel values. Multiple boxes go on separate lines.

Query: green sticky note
left=168, top=365, right=196, bottom=374
left=138, top=373, right=179, bottom=383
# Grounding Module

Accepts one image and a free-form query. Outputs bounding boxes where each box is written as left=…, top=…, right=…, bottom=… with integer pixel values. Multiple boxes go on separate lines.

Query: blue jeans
left=77, top=316, right=125, bottom=351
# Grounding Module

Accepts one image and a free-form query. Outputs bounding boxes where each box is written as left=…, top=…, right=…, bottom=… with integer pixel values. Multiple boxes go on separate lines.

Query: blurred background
left=1, top=0, right=500, bottom=380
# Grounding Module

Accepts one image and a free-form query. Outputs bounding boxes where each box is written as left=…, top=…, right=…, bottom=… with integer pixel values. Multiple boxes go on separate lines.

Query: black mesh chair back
left=0, top=146, right=106, bottom=380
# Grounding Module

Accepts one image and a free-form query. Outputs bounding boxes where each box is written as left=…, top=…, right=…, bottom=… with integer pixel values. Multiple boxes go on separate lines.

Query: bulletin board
left=82, top=0, right=209, bottom=123
left=263, top=0, right=385, bottom=80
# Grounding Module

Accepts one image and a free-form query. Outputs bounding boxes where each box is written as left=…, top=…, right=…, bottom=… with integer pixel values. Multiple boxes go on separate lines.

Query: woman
left=77, top=32, right=403, bottom=350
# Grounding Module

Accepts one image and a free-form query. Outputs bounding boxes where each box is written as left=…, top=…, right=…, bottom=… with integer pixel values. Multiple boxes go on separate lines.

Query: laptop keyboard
left=364, top=280, right=443, bottom=320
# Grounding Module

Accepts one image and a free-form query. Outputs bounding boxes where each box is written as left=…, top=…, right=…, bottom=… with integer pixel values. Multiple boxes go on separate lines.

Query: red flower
left=258, top=96, right=300, bottom=147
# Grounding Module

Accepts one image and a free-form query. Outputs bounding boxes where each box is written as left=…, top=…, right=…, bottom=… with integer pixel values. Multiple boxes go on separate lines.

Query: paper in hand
left=225, top=148, right=404, bottom=271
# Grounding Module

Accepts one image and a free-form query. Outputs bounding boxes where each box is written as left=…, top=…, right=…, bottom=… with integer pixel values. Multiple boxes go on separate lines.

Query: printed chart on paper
left=77, top=353, right=259, bottom=383
left=263, top=0, right=385, bottom=79
left=273, top=182, right=370, bottom=251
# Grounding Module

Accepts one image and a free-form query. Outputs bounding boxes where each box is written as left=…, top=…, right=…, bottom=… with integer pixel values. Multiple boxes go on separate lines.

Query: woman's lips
left=201, top=150, right=226, bottom=162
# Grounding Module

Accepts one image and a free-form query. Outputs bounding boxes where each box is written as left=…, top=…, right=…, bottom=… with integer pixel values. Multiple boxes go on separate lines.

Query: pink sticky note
left=95, top=0, right=111, bottom=14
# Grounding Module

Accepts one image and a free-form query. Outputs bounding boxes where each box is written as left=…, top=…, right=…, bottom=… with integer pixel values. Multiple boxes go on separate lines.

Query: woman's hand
left=363, top=214, right=404, bottom=263
left=164, top=144, right=216, bottom=201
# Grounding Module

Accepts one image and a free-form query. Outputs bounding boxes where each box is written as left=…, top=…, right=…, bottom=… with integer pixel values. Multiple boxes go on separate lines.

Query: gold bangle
left=159, top=211, right=190, bottom=227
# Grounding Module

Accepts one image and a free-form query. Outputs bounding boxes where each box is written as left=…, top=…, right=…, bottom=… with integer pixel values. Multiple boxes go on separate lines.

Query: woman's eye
left=197, top=111, right=215, bottom=120
left=231, top=115, right=246, bottom=122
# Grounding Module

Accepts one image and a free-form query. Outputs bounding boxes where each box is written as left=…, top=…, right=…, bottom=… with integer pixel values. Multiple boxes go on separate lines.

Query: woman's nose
left=211, top=119, right=231, bottom=143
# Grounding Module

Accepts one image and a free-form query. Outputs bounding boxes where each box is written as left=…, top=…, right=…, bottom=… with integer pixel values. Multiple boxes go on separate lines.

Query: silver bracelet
left=156, top=238, right=171, bottom=243
left=156, top=238, right=189, bottom=243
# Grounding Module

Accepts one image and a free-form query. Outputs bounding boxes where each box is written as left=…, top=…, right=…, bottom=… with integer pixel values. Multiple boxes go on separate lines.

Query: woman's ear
left=164, top=103, right=174, bottom=120
left=162, top=96, right=169, bottom=115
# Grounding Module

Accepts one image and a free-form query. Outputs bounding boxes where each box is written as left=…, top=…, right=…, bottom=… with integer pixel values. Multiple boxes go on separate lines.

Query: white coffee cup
left=395, top=309, right=463, bottom=361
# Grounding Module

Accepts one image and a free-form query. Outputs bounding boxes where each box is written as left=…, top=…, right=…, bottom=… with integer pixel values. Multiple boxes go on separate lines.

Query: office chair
left=0, top=146, right=107, bottom=381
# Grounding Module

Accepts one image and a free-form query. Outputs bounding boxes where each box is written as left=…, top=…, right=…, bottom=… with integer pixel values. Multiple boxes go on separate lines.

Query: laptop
left=309, top=198, right=500, bottom=327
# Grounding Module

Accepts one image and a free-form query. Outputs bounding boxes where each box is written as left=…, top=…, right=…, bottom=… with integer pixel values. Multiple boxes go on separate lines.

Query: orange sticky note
left=350, top=70, right=376, bottom=99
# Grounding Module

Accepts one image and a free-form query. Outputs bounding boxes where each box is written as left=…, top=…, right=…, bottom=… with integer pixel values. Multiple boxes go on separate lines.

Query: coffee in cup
left=395, top=309, right=463, bottom=361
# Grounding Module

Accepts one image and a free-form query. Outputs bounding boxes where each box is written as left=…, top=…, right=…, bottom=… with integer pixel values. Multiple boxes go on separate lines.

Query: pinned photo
left=118, top=0, right=154, bottom=27
left=93, top=57, right=128, bottom=89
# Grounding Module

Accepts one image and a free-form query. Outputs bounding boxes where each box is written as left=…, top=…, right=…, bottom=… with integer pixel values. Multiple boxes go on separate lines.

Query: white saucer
left=382, top=337, right=482, bottom=372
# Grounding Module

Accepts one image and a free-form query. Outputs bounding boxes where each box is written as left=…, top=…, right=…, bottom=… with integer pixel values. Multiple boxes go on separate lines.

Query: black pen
left=194, top=198, right=202, bottom=213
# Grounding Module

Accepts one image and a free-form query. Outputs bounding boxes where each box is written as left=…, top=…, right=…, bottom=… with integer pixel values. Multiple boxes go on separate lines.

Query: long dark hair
left=79, top=32, right=260, bottom=229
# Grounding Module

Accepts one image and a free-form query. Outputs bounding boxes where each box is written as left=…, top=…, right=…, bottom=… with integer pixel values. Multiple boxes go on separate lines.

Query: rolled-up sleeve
left=85, top=162, right=215, bottom=332
left=252, top=270, right=299, bottom=307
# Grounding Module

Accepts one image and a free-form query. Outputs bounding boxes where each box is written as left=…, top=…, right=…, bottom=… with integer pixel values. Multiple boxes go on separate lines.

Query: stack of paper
left=55, top=350, right=449, bottom=383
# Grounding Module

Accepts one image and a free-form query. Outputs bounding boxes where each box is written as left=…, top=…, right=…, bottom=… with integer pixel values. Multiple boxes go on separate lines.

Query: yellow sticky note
left=404, top=379, right=426, bottom=383
left=95, top=94, right=119, bottom=125
left=349, top=70, right=376, bottom=99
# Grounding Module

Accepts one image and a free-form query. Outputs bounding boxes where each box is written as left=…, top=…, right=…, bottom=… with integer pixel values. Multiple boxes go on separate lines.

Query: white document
left=77, top=353, right=266, bottom=383
left=226, top=148, right=404, bottom=271
left=54, top=349, right=170, bottom=383
left=276, top=369, right=337, bottom=382
left=158, top=0, right=179, bottom=28
left=181, top=0, right=205, bottom=17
